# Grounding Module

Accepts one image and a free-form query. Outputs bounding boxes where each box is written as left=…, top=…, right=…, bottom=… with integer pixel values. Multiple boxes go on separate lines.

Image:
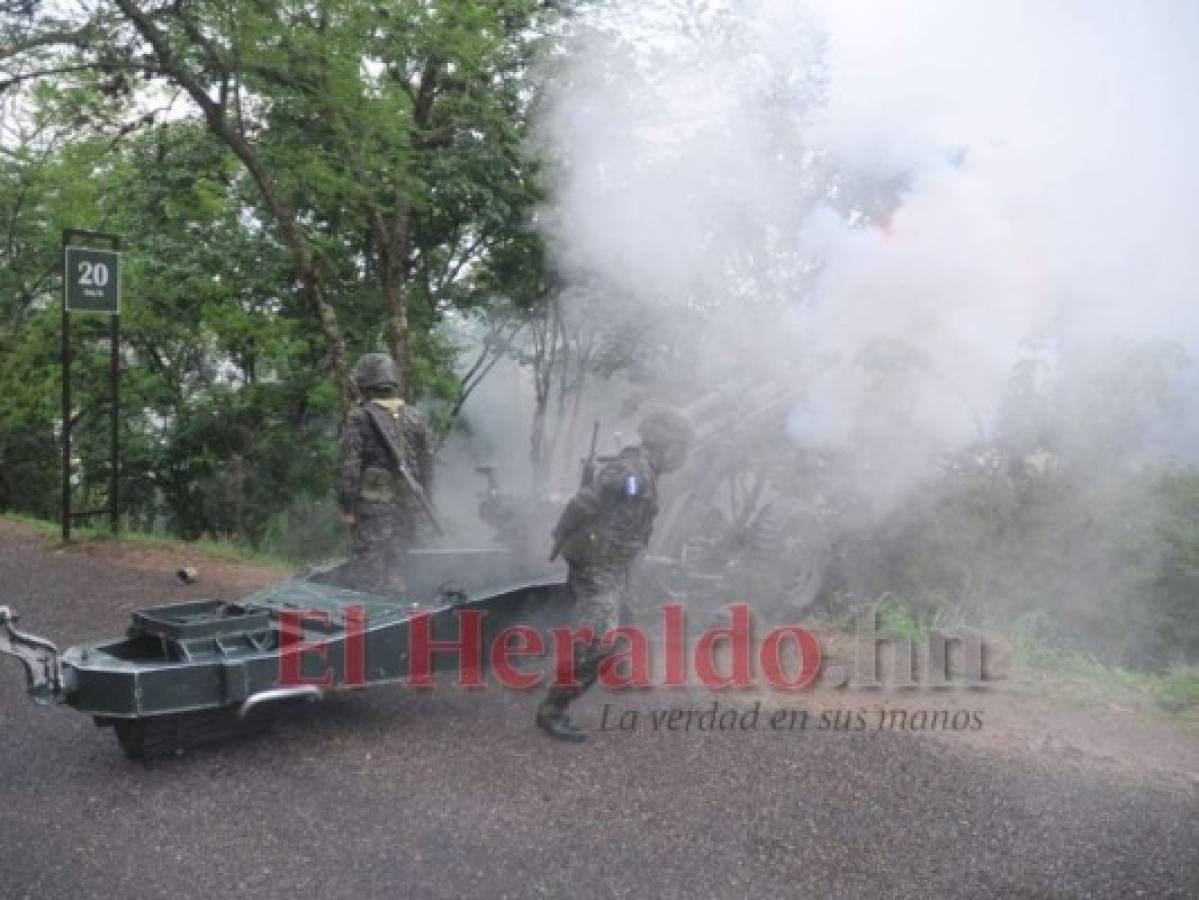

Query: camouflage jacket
left=337, top=400, right=434, bottom=514
left=553, top=445, right=659, bottom=568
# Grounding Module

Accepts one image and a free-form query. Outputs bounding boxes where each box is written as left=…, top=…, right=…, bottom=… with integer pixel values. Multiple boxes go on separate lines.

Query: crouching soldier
left=535, top=406, right=696, bottom=742
left=337, top=353, right=434, bottom=596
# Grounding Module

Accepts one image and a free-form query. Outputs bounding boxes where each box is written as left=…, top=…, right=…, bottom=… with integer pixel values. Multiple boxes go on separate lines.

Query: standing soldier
left=337, top=353, right=435, bottom=595
left=536, top=406, right=696, bottom=742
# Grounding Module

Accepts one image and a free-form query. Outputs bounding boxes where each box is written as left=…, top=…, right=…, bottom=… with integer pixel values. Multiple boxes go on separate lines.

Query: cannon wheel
left=655, top=434, right=831, bottom=618
left=107, top=708, right=274, bottom=760
left=741, top=501, right=831, bottom=617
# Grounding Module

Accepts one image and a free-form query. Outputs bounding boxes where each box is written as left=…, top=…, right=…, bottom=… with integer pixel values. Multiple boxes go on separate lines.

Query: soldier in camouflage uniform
left=536, top=406, right=696, bottom=742
left=337, top=353, right=434, bottom=596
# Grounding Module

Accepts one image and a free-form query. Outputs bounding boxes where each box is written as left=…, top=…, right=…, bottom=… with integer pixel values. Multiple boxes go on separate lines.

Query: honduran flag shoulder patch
left=623, top=474, right=643, bottom=498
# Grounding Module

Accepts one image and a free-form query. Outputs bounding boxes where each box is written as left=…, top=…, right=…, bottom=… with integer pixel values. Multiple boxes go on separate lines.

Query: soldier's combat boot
left=535, top=690, right=586, bottom=743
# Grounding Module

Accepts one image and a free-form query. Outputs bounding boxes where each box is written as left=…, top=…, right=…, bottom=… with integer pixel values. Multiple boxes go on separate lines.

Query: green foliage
left=257, top=498, right=351, bottom=564
left=1153, top=666, right=1199, bottom=713
left=0, top=0, right=570, bottom=543
left=868, top=591, right=965, bottom=639
left=874, top=595, right=924, bottom=640
left=1, top=513, right=295, bottom=567
left=831, top=341, right=1199, bottom=670
left=857, top=461, right=1199, bottom=669
left=1146, top=472, right=1199, bottom=662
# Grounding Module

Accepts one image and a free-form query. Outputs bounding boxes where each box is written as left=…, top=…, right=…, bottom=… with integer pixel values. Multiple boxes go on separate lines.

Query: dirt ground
left=766, top=629, right=1199, bottom=793
left=44, top=526, right=291, bottom=594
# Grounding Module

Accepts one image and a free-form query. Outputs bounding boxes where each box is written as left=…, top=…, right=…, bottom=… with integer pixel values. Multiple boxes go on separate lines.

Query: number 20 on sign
left=65, top=246, right=121, bottom=314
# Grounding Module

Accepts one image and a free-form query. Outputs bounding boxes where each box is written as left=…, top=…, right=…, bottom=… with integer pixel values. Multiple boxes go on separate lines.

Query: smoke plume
left=540, top=0, right=1199, bottom=477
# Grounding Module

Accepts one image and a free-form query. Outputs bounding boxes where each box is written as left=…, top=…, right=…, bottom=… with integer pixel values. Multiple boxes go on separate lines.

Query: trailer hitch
left=0, top=607, right=65, bottom=704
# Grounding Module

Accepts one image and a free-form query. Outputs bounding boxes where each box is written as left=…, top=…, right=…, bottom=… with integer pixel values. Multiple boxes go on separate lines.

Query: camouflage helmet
left=353, top=353, right=400, bottom=390
left=637, top=406, right=696, bottom=448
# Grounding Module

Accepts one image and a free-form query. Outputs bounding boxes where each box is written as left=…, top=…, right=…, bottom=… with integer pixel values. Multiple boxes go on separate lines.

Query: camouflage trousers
left=342, top=503, right=415, bottom=596
left=568, top=561, right=631, bottom=638
left=538, top=561, right=632, bottom=718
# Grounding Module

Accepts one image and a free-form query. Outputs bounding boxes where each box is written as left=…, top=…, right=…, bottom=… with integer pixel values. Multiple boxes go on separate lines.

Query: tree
left=3, top=0, right=565, bottom=411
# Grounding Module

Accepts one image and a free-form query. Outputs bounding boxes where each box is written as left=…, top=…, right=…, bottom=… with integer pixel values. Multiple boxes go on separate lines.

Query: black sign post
left=62, top=230, right=122, bottom=543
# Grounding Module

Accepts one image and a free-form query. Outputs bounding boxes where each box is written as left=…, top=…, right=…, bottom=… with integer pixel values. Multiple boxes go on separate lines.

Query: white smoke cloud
left=814, top=0, right=1199, bottom=346
left=542, top=0, right=1199, bottom=469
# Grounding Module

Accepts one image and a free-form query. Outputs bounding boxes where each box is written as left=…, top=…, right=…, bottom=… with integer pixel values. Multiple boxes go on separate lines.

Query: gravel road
left=0, top=525, right=1196, bottom=899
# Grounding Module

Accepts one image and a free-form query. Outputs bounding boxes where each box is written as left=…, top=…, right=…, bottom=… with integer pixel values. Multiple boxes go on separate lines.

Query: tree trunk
left=370, top=194, right=412, bottom=398
left=529, top=294, right=560, bottom=485
left=115, top=0, right=356, bottom=413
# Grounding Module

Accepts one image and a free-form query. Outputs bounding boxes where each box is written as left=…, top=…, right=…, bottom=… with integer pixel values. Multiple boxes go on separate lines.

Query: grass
left=1, top=512, right=65, bottom=540
left=846, top=598, right=1199, bottom=719
left=874, top=595, right=925, bottom=640
left=1154, top=666, right=1199, bottom=713
left=1, top=512, right=295, bottom=569
left=1009, top=613, right=1198, bottom=716
left=856, top=591, right=971, bottom=638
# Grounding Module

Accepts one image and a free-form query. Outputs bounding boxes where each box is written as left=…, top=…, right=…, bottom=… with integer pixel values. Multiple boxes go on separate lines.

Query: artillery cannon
left=635, top=383, right=841, bottom=620
left=472, top=383, right=846, bottom=622
left=0, top=549, right=571, bottom=759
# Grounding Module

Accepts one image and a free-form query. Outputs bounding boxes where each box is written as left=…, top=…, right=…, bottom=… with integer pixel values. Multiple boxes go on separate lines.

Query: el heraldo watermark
left=276, top=602, right=1001, bottom=692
